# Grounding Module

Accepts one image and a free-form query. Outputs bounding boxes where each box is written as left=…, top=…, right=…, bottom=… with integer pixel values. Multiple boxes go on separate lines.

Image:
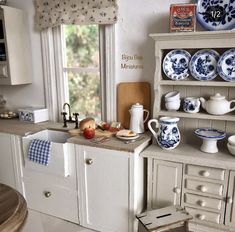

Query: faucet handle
left=73, top=113, right=79, bottom=129
left=61, top=112, right=68, bottom=128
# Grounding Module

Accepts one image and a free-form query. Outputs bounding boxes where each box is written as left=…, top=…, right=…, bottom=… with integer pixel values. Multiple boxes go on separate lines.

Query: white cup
left=165, top=99, right=181, bottom=111
left=165, top=91, right=180, bottom=102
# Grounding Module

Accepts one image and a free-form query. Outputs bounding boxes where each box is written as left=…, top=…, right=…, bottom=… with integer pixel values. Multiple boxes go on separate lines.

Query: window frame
left=41, top=24, right=116, bottom=123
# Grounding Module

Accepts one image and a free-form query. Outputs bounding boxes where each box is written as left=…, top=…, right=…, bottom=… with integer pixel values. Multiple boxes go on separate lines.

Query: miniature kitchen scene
left=0, top=0, right=234, bottom=231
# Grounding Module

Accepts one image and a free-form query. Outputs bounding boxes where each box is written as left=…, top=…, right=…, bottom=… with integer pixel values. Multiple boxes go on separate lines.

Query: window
left=62, top=24, right=101, bottom=120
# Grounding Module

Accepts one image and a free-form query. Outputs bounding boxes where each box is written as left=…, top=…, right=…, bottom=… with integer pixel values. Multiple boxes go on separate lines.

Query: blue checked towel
left=28, top=139, right=52, bottom=165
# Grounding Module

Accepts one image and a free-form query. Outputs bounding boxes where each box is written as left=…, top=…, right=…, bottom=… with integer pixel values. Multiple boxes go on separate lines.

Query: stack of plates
left=116, top=129, right=139, bottom=141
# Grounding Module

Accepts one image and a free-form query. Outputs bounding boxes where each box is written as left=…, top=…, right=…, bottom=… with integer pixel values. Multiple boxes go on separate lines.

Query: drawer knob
left=227, top=197, right=233, bottom=204
left=196, top=214, right=205, bottom=220
left=173, top=187, right=181, bottom=194
left=86, top=158, right=93, bottom=165
left=200, top=170, right=210, bottom=177
left=198, top=185, right=207, bottom=192
left=44, top=191, right=52, bottom=198
left=197, top=200, right=206, bottom=207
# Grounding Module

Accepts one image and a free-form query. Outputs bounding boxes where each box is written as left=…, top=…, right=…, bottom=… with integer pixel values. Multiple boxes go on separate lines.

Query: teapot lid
left=131, top=103, right=143, bottom=108
left=210, top=93, right=225, bottom=100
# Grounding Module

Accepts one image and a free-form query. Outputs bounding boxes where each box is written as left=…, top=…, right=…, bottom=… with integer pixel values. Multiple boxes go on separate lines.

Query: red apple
left=83, top=127, right=95, bottom=139
left=102, top=123, right=110, bottom=130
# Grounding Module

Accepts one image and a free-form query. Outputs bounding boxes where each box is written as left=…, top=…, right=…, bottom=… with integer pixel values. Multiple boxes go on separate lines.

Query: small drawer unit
left=184, top=193, right=223, bottom=211
left=185, top=179, right=224, bottom=197
left=185, top=164, right=226, bottom=181
left=185, top=207, right=222, bottom=224
left=24, top=180, right=79, bottom=224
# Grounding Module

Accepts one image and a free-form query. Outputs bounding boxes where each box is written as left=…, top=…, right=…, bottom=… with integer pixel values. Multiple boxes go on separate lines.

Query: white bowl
left=165, top=100, right=181, bottom=111
left=227, top=143, right=235, bottom=156
left=228, top=135, right=235, bottom=147
left=165, top=91, right=180, bottom=102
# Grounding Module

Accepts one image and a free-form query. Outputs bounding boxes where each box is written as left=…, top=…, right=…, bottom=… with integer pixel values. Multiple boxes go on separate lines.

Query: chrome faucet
left=61, top=103, right=79, bottom=128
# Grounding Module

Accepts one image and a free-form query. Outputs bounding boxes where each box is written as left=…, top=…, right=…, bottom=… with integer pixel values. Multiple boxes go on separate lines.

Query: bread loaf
left=79, top=117, right=96, bottom=131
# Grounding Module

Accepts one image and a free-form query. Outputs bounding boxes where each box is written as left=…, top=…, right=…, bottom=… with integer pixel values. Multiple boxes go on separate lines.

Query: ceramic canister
left=183, top=97, right=201, bottom=113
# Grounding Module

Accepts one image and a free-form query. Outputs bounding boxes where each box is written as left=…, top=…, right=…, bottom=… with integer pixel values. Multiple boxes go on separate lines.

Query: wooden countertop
left=0, top=183, right=28, bottom=232
left=0, top=119, right=151, bottom=153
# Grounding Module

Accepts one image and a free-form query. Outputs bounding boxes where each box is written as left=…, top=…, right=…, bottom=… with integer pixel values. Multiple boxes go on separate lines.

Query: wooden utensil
left=117, top=82, right=151, bottom=129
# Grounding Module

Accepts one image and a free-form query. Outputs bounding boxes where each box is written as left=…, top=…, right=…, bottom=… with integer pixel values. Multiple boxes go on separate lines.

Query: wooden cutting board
left=117, top=82, right=151, bottom=129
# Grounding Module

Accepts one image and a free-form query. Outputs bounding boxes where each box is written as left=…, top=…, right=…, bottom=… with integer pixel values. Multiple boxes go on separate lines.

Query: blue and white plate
left=189, top=49, right=219, bottom=81
left=195, top=128, right=226, bottom=140
left=163, top=50, right=191, bottom=80
left=217, top=49, right=235, bottom=82
left=196, top=0, right=235, bottom=31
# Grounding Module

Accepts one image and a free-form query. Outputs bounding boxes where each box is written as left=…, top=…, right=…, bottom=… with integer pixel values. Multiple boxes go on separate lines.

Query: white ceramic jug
left=129, top=103, right=149, bottom=133
left=148, top=117, right=181, bottom=150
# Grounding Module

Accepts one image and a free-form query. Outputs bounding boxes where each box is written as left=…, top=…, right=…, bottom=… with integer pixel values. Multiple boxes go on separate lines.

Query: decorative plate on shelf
left=194, top=128, right=226, bottom=140
left=162, top=49, right=191, bottom=80
left=196, top=0, right=235, bottom=31
left=189, top=49, right=219, bottom=81
left=217, top=49, right=235, bottom=82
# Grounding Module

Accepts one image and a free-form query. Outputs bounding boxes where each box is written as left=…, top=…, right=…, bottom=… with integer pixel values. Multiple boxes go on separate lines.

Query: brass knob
left=197, top=200, right=206, bottom=207
left=196, top=214, right=205, bottom=220
left=44, top=191, right=52, bottom=198
left=198, top=185, right=207, bottom=192
left=227, top=196, right=233, bottom=204
left=200, top=170, right=210, bottom=177
left=86, top=158, right=93, bottom=165
left=173, top=187, right=181, bottom=194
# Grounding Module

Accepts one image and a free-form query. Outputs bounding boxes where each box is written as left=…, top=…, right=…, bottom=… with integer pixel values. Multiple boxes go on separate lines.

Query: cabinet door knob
left=200, top=170, right=210, bottom=177
left=197, top=200, right=206, bottom=207
left=196, top=214, right=205, bottom=220
left=173, top=187, right=181, bottom=194
left=227, top=196, right=233, bottom=204
left=198, top=185, right=207, bottom=192
left=86, top=158, right=93, bottom=165
left=44, top=191, right=52, bottom=198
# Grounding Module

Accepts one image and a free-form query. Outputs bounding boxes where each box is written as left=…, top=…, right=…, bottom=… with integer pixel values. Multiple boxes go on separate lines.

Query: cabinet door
left=76, top=145, right=129, bottom=232
left=0, top=133, right=15, bottom=188
left=151, top=160, right=182, bottom=209
left=225, top=170, right=235, bottom=227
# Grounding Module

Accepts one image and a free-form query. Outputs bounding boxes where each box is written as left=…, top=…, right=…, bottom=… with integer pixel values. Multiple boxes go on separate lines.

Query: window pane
left=67, top=71, right=101, bottom=120
left=64, top=25, right=99, bottom=68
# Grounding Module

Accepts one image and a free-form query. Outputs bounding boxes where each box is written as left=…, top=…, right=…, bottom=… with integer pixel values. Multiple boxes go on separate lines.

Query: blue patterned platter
left=195, top=128, right=226, bottom=140
left=196, top=0, right=235, bottom=31
left=217, top=49, right=235, bottom=82
left=163, top=50, right=191, bottom=80
left=189, top=49, right=219, bottom=81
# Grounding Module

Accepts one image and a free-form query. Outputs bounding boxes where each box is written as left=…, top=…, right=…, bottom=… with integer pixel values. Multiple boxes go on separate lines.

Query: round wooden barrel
left=0, top=183, right=28, bottom=232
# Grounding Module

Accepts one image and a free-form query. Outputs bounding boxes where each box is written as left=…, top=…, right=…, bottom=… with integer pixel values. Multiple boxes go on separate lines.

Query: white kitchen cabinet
left=148, top=159, right=182, bottom=209
left=0, top=5, right=32, bottom=85
left=225, top=171, right=235, bottom=227
left=0, top=132, right=21, bottom=189
left=76, top=145, right=144, bottom=232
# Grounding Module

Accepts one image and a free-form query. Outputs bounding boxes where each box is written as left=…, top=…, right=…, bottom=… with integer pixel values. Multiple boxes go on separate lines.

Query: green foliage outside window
left=64, top=24, right=101, bottom=119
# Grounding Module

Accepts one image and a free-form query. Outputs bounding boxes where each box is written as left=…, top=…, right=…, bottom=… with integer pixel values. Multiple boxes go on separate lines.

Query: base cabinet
left=76, top=145, right=144, bottom=232
left=149, top=160, right=182, bottom=209
left=144, top=147, right=235, bottom=232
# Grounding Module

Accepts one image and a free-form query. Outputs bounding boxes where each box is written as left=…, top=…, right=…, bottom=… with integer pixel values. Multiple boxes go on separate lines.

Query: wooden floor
left=22, top=210, right=95, bottom=232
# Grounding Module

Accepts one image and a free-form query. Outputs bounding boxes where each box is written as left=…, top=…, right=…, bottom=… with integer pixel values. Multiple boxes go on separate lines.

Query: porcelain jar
left=148, top=117, right=181, bottom=150
left=183, top=97, right=201, bottom=113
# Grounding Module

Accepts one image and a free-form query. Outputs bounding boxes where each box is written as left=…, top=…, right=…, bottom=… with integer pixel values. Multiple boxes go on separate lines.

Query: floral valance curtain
left=35, top=0, right=118, bottom=30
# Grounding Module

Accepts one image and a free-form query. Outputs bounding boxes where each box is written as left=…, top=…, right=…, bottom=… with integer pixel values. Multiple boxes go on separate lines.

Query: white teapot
left=200, top=93, right=235, bottom=115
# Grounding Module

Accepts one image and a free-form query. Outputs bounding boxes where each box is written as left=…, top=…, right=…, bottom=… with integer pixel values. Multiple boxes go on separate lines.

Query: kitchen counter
left=0, top=119, right=151, bottom=153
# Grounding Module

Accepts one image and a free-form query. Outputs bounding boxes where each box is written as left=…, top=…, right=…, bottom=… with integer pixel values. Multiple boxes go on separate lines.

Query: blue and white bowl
left=163, top=50, right=191, bottom=80
left=217, top=49, right=235, bottom=82
left=189, top=49, right=220, bottom=81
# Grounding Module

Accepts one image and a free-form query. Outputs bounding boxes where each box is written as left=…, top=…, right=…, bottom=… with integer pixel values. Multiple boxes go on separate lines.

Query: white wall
left=0, top=0, right=45, bottom=109
left=0, top=0, right=195, bottom=110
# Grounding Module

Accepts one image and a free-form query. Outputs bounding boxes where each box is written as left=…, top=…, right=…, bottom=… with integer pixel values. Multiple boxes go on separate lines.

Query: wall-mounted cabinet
left=0, top=6, right=32, bottom=85
left=150, top=31, right=235, bottom=144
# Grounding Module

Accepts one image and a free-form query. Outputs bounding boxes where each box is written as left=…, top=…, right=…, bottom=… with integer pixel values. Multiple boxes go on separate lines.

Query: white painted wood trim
left=40, top=28, right=58, bottom=122
left=101, top=25, right=116, bottom=121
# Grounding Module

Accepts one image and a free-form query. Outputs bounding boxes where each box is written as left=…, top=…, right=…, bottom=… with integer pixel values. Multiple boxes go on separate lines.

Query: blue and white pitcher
left=148, top=117, right=181, bottom=150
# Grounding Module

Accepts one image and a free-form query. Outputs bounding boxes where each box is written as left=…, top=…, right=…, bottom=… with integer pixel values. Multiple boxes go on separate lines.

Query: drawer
left=23, top=180, right=79, bottom=223
left=185, top=207, right=221, bottom=224
left=184, top=193, right=223, bottom=211
left=185, top=164, right=225, bottom=181
left=185, top=179, right=224, bottom=196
